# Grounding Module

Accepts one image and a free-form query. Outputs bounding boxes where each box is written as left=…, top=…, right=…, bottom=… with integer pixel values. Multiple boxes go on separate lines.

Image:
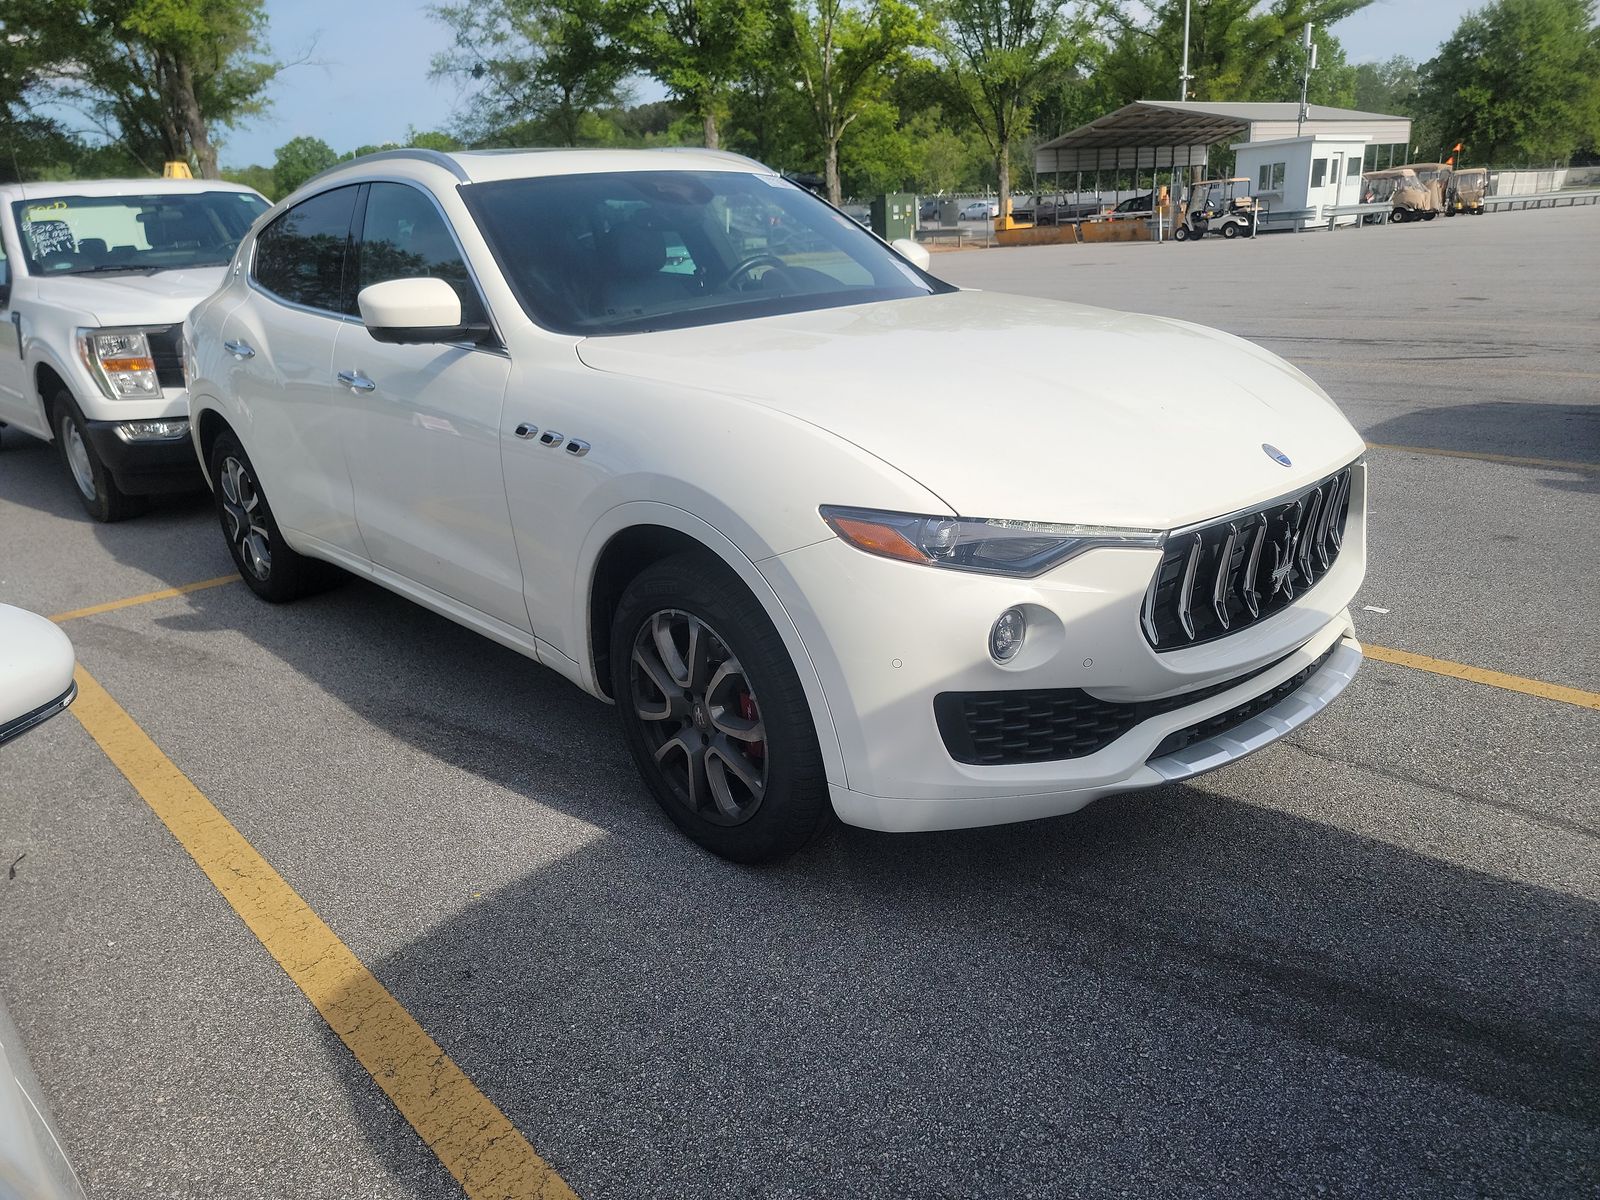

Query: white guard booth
left=1233, top=134, right=1368, bottom=229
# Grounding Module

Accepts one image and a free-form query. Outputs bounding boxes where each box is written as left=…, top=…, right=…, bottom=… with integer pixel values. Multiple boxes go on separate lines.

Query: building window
left=1311, top=158, right=1328, bottom=187
left=1258, top=162, right=1286, bottom=192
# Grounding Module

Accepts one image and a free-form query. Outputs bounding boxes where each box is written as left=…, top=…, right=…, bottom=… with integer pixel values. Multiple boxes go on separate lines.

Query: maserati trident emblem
left=1263, top=443, right=1292, bottom=467
left=1268, top=525, right=1299, bottom=598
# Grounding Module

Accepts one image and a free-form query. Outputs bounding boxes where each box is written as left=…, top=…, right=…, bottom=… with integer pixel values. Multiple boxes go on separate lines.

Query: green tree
left=221, top=161, right=274, bottom=198
left=1414, top=0, right=1600, bottom=165
left=924, top=0, right=1093, bottom=220
left=0, top=0, right=278, bottom=178
left=1352, top=55, right=1420, bottom=115
left=272, top=135, right=337, bottom=195
left=787, top=0, right=924, bottom=203
left=1263, top=27, right=1357, bottom=109
left=625, top=0, right=770, bottom=148
left=1100, top=0, right=1371, bottom=105
left=430, top=0, right=631, bottom=147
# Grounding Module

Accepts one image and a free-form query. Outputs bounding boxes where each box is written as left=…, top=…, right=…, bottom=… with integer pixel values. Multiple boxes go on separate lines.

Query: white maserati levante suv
left=186, top=147, right=1366, bottom=862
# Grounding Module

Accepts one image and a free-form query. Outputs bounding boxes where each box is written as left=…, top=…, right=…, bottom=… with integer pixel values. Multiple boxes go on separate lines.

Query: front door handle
left=336, top=369, right=376, bottom=393
left=223, top=339, right=255, bottom=360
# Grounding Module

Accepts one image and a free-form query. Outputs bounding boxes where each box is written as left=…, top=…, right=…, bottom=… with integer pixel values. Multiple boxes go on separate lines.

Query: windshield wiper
left=59, top=264, right=162, bottom=276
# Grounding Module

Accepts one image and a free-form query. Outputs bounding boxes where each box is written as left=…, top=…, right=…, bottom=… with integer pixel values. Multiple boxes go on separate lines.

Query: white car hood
left=29, top=266, right=227, bottom=327
left=575, top=289, right=1365, bottom=529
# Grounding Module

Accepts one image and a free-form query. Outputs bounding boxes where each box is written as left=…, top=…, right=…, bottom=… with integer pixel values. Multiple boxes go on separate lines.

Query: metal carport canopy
left=1034, top=100, right=1415, bottom=174
left=1033, top=102, right=1239, bottom=174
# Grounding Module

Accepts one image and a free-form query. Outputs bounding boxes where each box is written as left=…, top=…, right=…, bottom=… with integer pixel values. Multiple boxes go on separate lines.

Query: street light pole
left=1297, top=24, right=1315, bottom=136
left=1178, top=0, right=1192, bottom=101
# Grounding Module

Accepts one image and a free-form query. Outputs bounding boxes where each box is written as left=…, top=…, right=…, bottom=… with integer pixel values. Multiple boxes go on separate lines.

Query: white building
left=1233, top=133, right=1368, bottom=229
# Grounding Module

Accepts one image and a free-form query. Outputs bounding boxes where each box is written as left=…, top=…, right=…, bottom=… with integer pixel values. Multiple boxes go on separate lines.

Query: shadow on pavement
left=1364, top=401, right=1600, bottom=491
left=130, top=576, right=1600, bottom=1200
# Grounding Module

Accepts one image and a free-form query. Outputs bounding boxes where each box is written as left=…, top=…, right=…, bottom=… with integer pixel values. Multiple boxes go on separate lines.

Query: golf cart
left=1173, top=178, right=1258, bottom=241
left=1446, top=167, right=1489, bottom=215
left=1362, top=167, right=1437, bottom=223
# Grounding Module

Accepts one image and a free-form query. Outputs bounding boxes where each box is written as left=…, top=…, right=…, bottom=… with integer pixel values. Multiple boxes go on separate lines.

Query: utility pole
left=1297, top=24, right=1317, bottom=136
left=1178, top=0, right=1193, bottom=101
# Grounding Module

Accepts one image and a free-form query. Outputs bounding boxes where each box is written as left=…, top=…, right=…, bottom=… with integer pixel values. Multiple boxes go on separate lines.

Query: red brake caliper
left=739, top=690, right=765, bottom=760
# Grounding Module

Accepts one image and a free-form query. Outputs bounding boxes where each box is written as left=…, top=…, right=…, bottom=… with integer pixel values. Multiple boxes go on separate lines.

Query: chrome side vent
left=1141, top=465, right=1355, bottom=651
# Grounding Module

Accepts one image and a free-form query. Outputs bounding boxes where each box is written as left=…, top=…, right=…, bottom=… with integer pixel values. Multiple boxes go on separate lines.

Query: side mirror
left=890, top=237, right=932, bottom=273
left=0, top=605, right=77, bottom=747
left=357, top=277, right=491, bottom=346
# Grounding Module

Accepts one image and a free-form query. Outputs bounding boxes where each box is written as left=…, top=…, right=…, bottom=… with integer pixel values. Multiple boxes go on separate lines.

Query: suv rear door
left=225, top=184, right=366, bottom=555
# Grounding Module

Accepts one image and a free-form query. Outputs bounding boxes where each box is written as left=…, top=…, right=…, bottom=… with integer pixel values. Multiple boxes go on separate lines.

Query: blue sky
left=216, top=0, right=1482, bottom=169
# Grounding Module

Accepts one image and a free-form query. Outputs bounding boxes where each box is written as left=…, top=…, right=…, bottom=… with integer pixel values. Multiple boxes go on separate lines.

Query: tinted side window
left=357, top=183, right=485, bottom=324
left=254, top=186, right=359, bottom=314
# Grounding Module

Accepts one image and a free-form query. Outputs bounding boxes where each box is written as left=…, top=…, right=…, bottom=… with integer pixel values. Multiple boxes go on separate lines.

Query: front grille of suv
left=935, top=649, right=1295, bottom=766
left=1141, top=465, right=1355, bottom=651
left=146, top=325, right=185, bottom=389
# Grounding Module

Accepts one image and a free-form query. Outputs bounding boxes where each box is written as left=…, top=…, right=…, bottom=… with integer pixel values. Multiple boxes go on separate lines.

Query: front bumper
left=83, top=419, right=203, bottom=495
left=759, top=469, right=1367, bottom=831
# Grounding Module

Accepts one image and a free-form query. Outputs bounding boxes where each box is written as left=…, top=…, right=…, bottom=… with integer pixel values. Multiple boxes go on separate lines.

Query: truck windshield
left=462, top=170, right=950, bottom=336
left=11, top=191, right=269, bottom=276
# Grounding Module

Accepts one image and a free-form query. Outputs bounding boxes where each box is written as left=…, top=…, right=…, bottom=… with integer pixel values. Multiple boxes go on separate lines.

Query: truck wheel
left=610, top=551, right=832, bottom=864
left=53, top=391, right=145, bottom=523
left=208, top=430, right=338, bottom=603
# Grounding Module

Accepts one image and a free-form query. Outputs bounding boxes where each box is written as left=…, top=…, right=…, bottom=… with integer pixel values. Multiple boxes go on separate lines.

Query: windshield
left=11, top=190, right=269, bottom=276
left=462, top=170, right=950, bottom=336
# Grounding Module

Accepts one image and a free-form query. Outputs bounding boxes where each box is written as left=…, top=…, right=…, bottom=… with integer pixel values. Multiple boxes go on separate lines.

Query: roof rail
left=300, top=148, right=469, bottom=192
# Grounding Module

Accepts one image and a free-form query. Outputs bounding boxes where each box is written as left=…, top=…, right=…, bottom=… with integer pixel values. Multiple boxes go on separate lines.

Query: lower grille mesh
left=934, top=650, right=1296, bottom=766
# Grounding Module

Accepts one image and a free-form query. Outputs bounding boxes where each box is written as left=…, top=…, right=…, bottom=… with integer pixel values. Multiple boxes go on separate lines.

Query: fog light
left=113, top=418, right=190, bottom=443
left=989, top=607, right=1026, bottom=662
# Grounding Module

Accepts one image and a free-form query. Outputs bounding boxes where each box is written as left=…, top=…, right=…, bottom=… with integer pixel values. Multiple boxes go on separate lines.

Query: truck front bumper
left=83, top=419, right=204, bottom=495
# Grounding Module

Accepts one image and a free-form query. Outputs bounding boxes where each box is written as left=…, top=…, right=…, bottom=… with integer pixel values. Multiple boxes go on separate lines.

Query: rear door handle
left=336, top=369, right=376, bottom=393
left=223, top=339, right=255, bottom=360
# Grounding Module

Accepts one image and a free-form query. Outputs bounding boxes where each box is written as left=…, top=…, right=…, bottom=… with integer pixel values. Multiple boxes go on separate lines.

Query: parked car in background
left=919, top=198, right=940, bottom=221
left=960, top=199, right=998, bottom=220
left=1031, top=197, right=1103, bottom=226
left=0, top=604, right=84, bottom=1200
left=1110, top=193, right=1155, bottom=215
left=0, top=178, right=269, bottom=520
left=188, top=146, right=1366, bottom=863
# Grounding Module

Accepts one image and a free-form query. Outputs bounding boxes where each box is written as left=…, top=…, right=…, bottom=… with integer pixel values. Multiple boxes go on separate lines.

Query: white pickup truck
left=0, top=178, right=268, bottom=520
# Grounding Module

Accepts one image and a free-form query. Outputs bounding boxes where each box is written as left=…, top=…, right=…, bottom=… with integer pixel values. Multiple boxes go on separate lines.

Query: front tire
left=53, top=391, right=145, bottom=523
left=610, top=552, right=831, bottom=863
left=1173, top=225, right=1190, bottom=241
left=208, top=430, right=337, bottom=603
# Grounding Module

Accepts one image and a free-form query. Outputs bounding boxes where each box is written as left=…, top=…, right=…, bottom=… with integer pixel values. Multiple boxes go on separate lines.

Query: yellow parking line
left=1363, top=442, right=1597, bottom=472
left=50, top=575, right=239, bottom=623
left=68, top=666, right=577, bottom=1200
left=1364, top=644, right=1599, bottom=710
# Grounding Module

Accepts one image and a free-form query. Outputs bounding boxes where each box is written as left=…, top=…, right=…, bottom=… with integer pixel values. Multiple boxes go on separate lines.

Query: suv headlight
left=78, top=328, right=160, bottom=399
left=820, top=505, right=1164, bottom=577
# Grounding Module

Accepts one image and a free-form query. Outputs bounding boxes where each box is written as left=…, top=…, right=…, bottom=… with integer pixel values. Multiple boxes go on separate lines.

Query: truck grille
left=146, top=325, right=185, bottom=389
left=934, top=650, right=1293, bottom=766
left=1141, top=466, right=1354, bottom=651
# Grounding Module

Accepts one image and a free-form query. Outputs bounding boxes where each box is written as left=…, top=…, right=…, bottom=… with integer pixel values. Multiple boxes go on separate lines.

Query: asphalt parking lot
left=2, top=205, right=1596, bottom=1199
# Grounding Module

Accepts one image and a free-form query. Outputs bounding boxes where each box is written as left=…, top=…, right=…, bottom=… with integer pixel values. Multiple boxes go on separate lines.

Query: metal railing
left=1483, top=188, right=1600, bottom=210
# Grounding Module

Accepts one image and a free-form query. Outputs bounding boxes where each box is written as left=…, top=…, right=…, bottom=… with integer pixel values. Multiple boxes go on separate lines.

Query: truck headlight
left=78, top=329, right=160, bottom=399
left=820, top=506, right=1165, bottom=577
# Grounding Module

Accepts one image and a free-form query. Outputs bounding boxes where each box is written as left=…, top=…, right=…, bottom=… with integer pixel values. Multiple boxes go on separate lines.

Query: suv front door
left=334, top=181, right=525, bottom=633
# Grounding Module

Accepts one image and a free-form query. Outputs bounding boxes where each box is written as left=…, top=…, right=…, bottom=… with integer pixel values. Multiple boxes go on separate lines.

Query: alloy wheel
left=629, top=609, right=768, bottom=826
left=62, top=417, right=96, bottom=500
left=220, top=456, right=272, bottom=580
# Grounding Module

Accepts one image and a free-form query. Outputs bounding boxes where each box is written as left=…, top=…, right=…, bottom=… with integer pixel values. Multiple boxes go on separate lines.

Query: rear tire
left=53, top=390, right=146, bottom=523
left=1221, top=221, right=1239, bottom=239
left=610, top=551, right=832, bottom=863
left=208, top=430, right=339, bottom=603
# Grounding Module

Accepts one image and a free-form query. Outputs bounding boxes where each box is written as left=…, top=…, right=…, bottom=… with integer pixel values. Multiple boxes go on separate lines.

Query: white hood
left=30, top=266, right=227, bottom=327
left=575, top=289, right=1365, bottom=529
